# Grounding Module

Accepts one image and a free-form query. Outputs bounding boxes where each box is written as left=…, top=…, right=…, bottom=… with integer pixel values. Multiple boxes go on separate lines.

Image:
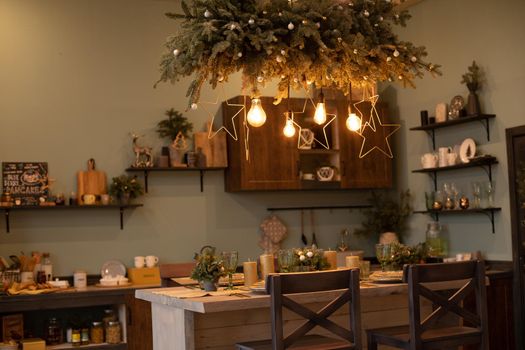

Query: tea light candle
left=345, top=255, right=360, bottom=269
left=243, top=261, right=258, bottom=287
left=259, top=254, right=275, bottom=281
left=324, top=250, right=337, bottom=270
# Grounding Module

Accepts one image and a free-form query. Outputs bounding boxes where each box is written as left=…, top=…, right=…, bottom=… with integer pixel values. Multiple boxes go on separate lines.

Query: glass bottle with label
left=41, top=252, right=53, bottom=282
left=425, top=221, right=448, bottom=260
left=45, top=317, right=62, bottom=345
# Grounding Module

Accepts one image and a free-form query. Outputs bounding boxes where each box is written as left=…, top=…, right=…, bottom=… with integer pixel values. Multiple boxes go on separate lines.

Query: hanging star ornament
left=356, top=106, right=400, bottom=159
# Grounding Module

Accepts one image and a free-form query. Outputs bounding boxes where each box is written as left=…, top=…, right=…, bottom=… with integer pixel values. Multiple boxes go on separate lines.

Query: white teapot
left=421, top=153, right=438, bottom=169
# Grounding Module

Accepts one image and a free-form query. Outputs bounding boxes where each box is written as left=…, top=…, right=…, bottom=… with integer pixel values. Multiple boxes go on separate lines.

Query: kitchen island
left=136, top=282, right=422, bottom=350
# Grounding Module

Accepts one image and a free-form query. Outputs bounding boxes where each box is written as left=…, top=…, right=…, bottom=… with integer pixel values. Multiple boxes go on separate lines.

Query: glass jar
left=90, top=321, right=104, bottom=344
left=71, top=328, right=81, bottom=346
left=106, top=321, right=121, bottom=344
left=81, top=327, right=89, bottom=345
left=425, top=221, right=448, bottom=258
left=45, top=317, right=62, bottom=345
left=102, top=309, right=117, bottom=328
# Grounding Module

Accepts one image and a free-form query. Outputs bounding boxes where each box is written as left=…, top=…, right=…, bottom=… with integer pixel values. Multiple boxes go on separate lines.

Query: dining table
left=135, top=276, right=430, bottom=350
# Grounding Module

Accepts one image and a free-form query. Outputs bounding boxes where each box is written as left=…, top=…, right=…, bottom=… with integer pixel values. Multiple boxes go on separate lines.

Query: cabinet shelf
left=125, top=167, right=226, bottom=193
left=414, top=207, right=501, bottom=233
left=0, top=204, right=142, bottom=233
left=409, top=114, right=496, bottom=149
left=47, top=343, right=127, bottom=350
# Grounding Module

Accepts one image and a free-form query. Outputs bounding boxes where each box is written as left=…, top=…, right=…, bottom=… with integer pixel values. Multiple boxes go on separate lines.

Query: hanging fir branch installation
left=157, top=0, right=441, bottom=107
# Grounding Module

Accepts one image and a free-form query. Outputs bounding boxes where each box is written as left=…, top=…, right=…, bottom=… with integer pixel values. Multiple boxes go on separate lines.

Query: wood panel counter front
left=136, top=283, right=424, bottom=350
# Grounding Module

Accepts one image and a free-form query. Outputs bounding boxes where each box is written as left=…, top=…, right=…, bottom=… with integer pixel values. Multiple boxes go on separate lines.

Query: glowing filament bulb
left=247, top=98, right=267, bottom=127
left=283, top=112, right=296, bottom=137
left=346, top=112, right=362, bottom=132
left=314, top=91, right=327, bottom=125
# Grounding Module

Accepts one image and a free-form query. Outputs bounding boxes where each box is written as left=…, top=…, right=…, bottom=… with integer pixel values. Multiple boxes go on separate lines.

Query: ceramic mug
left=438, top=147, right=452, bottom=167
left=145, top=255, right=159, bottom=268
left=421, top=153, right=438, bottom=168
left=447, top=152, right=458, bottom=166
left=82, top=194, right=96, bottom=205
left=100, top=194, right=110, bottom=205
left=134, top=256, right=146, bottom=268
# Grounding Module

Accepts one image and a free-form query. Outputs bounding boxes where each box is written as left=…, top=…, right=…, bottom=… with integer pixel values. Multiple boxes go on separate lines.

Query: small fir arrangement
left=291, top=247, right=330, bottom=271
left=389, top=242, right=427, bottom=270
left=354, top=190, right=413, bottom=242
left=108, top=175, right=144, bottom=200
left=461, top=60, right=484, bottom=89
left=156, top=108, right=193, bottom=142
left=190, top=246, right=225, bottom=283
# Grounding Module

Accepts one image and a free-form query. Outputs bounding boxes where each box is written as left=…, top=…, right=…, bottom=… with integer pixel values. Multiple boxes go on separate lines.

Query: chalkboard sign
left=2, top=162, right=48, bottom=205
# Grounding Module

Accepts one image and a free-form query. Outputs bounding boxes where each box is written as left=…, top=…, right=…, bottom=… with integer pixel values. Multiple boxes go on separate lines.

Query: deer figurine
left=130, top=132, right=154, bottom=168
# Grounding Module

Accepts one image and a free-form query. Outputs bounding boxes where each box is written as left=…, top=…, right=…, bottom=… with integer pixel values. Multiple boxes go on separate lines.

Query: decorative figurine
left=444, top=197, right=455, bottom=210
left=432, top=200, right=443, bottom=211
left=460, top=196, right=470, bottom=209
left=131, top=132, right=154, bottom=168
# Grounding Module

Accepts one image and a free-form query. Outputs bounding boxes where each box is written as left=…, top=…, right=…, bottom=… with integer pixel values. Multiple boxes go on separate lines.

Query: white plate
left=459, top=138, right=476, bottom=163
left=100, top=260, right=126, bottom=278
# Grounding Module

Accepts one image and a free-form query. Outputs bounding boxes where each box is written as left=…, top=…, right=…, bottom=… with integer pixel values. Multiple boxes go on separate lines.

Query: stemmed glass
left=375, top=244, right=393, bottom=272
left=221, top=251, right=238, bottom=290
left=278, top=249, right=294, bottom=273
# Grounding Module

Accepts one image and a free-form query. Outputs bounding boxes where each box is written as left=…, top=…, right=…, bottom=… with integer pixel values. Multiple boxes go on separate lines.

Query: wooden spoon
left=300, top=210, right=307, bottom=246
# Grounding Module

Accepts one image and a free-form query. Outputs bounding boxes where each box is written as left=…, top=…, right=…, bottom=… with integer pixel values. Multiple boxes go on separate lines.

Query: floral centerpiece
left=108, top=175, right=144, bottom=204
left=377, top=242, right=427, bottom=271
left=290, top=247, right=330, bottom=272
left=190, top=246, right=225, bottom=291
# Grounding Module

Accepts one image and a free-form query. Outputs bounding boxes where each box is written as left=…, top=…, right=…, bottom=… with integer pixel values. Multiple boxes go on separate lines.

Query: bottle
left=425, top=222, right=448, bottom=260
left=81, top=326, right=89, bottom=345
left=71, top=328, right=81, bottom=346
left=45, top=317, right=62, bottom=345
left=41, top=252, right=53, bottom=282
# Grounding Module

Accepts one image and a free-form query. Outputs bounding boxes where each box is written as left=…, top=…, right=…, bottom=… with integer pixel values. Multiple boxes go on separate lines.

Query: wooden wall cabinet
left=224, top=95, right=393, bottom=192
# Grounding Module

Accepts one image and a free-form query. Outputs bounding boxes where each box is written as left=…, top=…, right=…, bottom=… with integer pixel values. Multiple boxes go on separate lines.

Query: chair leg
left=367, top=332, right=378, bottom=350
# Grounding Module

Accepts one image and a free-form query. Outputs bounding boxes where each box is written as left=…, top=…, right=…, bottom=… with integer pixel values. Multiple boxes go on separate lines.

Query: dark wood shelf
left=125, top=166, right=226, bottom=192
left=414, top=207, right=501, bottom=233
left=0, top=204, right=143, bottom=233
left=48, top=343, right=127, bottom=350
left=409, top=114, right=496, bottom=149
left=267, top=204, right=372, bottom=212
left=412, top=156, right=498, bottom=173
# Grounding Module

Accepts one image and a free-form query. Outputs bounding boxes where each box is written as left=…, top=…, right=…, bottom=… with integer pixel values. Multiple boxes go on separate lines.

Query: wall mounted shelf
left=414, top=207, right=501, bottom=233
left=412, top=156, right=498, bottom=190
left=0, top=204, right=143, bottom=233
left=409, top=114, right=496, bottom=149
left=125, top=167, right=226, bottom=193
left=267, top=205, right=372, bottom=212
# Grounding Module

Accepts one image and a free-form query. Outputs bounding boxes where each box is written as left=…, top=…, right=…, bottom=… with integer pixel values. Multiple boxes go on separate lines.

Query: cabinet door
left=125, top=294, right=153, bottom=350
left=225, top=96, right=300, bottom=191
left=339, top=101, right=393, bottom=189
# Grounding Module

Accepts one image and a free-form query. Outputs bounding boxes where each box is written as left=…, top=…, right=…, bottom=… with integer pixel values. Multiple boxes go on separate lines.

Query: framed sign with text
left=2, top=162, right=48, bottom=205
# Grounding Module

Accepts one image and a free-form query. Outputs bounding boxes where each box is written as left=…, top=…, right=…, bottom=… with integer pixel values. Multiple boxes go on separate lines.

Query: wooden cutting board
left=77, top=159, right=107, bottom=204
left=193, top=122, right=228, bottom=167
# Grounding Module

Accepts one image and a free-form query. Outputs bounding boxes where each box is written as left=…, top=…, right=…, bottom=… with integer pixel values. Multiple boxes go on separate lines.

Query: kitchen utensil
left=310, top=210, right=317, bottom=248
left=77, top=159, right=107, bottom=205
left=300, top=210, right=307, bottom=246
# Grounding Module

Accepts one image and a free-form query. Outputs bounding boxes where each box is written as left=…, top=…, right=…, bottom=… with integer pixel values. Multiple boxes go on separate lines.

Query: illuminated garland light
left=313, top=90, right=327, bottom=125
left=283, top=112, right=296, bottom=138
left=246, top=98, right=267, bottom=127
left=346, top=112, right=362, bottom=132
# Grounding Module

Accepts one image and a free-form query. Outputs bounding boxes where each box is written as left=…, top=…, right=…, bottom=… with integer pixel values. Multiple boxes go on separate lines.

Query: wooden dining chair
left=367, top=260, right=489, bottom=350
left=159, top=262, right=195, bottom=287
left=236, top=268, right=362, bottom=350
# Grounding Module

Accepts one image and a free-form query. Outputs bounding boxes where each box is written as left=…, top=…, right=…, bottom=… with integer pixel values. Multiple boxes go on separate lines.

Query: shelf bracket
left=143, top=170, right=149, bottom=193
left=199, top=170, right=204, bottom=192
left=4, top=209, right=10, bottom=233
left=120, top=207, right=124, bottom=230
left=479, top=209, right=496, bottom=234
left=478, top=164, right=494, bottom=182
left=425, top=129, right=436, bottom=150
left=477, top=117, right=491, bottom=142
left=431, top=171, right=438, bottom=191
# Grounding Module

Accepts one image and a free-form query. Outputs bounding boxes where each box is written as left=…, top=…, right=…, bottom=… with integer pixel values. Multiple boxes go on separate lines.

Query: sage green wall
left=383, top=0, right=525, bottom=260
left=0, top=0, right=521, bottom=275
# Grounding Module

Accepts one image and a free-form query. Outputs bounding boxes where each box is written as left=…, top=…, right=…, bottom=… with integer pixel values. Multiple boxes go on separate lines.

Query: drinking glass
left=472, top=182, right=481, bottom=208
left=375, top=244, right=393, bottom=271
left=277, top=249, right=294, bottom=273
left=481, top=181, right=495, bottom=208
left=425, top=191, right=435, bottom=211
left=221, top=251, right=238, bottom=290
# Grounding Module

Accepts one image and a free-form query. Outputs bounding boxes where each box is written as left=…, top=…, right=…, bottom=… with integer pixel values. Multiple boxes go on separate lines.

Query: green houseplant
left=355, top=190, right=413, bottom=243
left=156, top=108, right=193, bottom=166
left=190, top=246, right=225, bottom=291
left=108, top=175, right=144, bottom=204
left=461, top=60, right=484, bottom=116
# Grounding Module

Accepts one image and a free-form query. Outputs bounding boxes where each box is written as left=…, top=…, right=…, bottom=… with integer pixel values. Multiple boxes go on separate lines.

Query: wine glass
left=278, top=249, right=294, bottom=273
left=221, top=251, right=238, bottom=290
left=375, top=244, right=393, bottom=272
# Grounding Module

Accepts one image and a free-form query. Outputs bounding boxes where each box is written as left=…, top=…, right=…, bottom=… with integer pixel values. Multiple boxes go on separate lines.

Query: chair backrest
left=159, top=262, right=196, bottom=287
left=266, top=269, right=361, bottom=349
left=407, top=260, right=489, bottom=350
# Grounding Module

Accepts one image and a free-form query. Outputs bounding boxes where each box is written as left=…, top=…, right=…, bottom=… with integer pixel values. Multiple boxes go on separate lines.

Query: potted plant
left=190, top=246, right=225, bottom=291
left=156, top=108, right=193, bottom=167
left=108, top=175, right=144, bottom=205
left=461, top=60, right=484, bottom=116
left=354, top=190, right=413, bottom=244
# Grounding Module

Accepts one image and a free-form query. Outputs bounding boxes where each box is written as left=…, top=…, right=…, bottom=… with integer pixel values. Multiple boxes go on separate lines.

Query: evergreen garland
left=157, top=0, right=441, bottom=108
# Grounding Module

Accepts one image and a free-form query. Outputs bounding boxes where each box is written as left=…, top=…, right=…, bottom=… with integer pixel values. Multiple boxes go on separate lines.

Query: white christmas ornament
left=191, top=103, right=198, bottom=110
left=411, top=56, right=418, bottom=62
left=316, top=22, right=321, bottom=28
left=288, top=22, right=295, bottom=30
left=306, top=251, right=314, bottom=258
left=393, top=49, right=400, bottom=57
left=204, top=10, right=211, bottom=18
left=248, top=18, right=255, bottom=25
left=386, top=56, right=392, bottom=62
left=364, top=10, right=370, bottom=17
left=173, top=49, right=180, bottom=56
left=276, top=56, right=283, bottom=63
left=230, top=24, right=236, bottom=30
left=280, top=49, right=286, bottom=56
left=257, top=76, right=264, bottom=83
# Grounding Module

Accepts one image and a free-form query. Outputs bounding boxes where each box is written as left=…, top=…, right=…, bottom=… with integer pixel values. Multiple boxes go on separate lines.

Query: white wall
left=1, top=0, right=522, bottom=275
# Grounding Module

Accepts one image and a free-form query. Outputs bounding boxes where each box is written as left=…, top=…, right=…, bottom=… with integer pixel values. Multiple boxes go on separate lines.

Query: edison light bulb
left=283, top=116, right=296, bottom=138
left=314, top=92, right=327, bottom=125
left=247, top=98, right=267, bottom=127
left=346, top=113, right=362, bottom=131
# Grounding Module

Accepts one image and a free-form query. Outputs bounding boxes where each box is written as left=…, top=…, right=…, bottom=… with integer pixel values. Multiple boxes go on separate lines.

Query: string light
left=346, top=112, right=361, bottom=132
left=246, top=98, right=267, bottom=127
left=313, top=89, right=327, bottom=125
left=283, top=112, right=296, bottom=137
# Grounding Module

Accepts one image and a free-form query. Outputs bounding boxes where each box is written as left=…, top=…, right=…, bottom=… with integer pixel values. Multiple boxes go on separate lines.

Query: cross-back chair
left=236, top=268, right=361, bottom=350
left=367, top=260, right=489, bottom=350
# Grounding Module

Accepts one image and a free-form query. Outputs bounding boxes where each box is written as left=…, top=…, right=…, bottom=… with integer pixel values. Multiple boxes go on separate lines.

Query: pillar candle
left=259, top=254, right=275, bottom=281
left=324, top=250, right=337, bottom=270
left=345, top=255, right=360, bottom=269
left=243, top=261, right=258, bottom=287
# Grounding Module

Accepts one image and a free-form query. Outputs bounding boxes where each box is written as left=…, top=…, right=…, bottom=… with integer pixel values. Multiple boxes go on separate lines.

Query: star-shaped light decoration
left=356, top=103, right=400, bottom=159
left=353, top=88, right=376, bottom=132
